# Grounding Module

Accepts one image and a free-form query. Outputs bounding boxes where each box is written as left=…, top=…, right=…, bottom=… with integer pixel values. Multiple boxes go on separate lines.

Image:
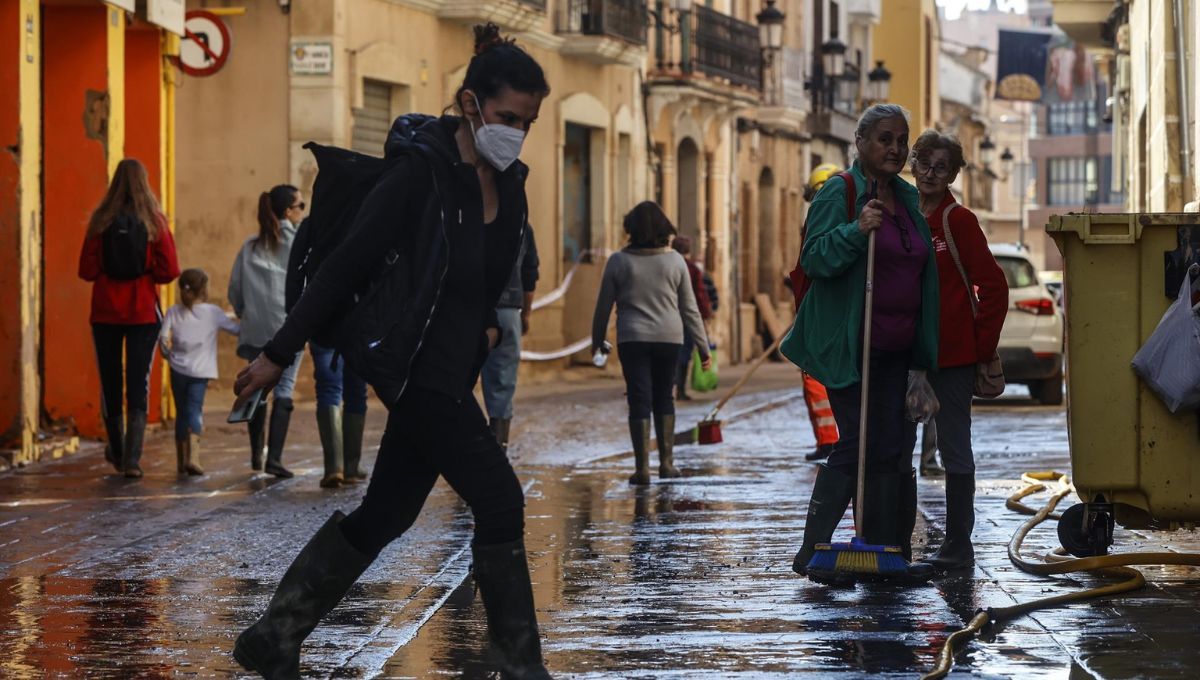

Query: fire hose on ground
left=922, top=471, right=1200, bottom=679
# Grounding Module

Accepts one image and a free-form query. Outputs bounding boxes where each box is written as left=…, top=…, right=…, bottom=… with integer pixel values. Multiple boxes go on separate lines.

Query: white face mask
left=469, top=94, right=525, bottom=172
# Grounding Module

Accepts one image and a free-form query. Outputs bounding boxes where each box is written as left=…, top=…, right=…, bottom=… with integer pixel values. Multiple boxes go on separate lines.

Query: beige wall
left=1126, top=0, right=1188, bottom=212
left=176, top=1, right=291, bottom=386
left=175, top=0, right=646, bottom=386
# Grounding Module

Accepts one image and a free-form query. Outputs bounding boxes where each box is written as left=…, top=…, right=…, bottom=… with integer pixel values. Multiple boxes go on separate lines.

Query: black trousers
left=618, top=341, right=680, bottom=420
left=92, top=322, right=161, bottom=426
left=339, top=385, right=525, bottom=557
left=825, top=348, right=917, bottom=474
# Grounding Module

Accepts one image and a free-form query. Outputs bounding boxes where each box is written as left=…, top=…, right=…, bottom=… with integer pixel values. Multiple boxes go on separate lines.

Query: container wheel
left=1034, top=373, right=1064, bottom=406
left=1058, top=503, right=1113, bottom=557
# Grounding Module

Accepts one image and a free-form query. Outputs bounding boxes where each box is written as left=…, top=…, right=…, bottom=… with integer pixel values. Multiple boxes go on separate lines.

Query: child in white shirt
left=160, top=268, right=240, bottom=476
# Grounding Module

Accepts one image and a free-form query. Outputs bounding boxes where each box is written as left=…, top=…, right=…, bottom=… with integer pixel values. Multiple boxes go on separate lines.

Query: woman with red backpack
left=78, top=158, right=180, bottom=479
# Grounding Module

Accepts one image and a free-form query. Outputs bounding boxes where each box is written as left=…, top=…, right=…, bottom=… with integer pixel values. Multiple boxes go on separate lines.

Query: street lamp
left=837, top=71, right=859, bottom=113
left=866, top=60, right=891, bottom=103
left=979, top=135, right=996, bottom=166
left=1000, top=147, right=1015, bottom=177
left=756, top=1, right=786, bottom=106
left=821, top=38, right=846, bottom=80
left=756, top=0, right=785, bottom=51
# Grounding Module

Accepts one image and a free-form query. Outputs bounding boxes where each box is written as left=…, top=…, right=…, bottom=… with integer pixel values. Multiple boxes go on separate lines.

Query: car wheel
left=1034, top=373, right=1064, bottom=406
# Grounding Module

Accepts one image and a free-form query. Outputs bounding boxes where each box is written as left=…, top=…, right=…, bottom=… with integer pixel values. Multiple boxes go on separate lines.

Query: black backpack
left=285, top=115, right=437, bottom=347
left=102, top=213, right=149, bottom=280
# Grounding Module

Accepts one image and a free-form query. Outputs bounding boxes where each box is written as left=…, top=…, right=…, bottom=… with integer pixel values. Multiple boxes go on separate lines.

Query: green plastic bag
left=691, top=348, right=719, bottom=392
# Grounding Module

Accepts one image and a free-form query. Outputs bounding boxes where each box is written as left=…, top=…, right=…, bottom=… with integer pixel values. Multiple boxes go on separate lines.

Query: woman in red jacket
left=910, top=131, right=1008, bottom=570
left=79, top=158, right=180, bottom=478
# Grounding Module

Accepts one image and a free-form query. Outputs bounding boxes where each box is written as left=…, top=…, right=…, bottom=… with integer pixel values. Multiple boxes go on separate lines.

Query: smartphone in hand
left=228, top=388, right=267, bottom=424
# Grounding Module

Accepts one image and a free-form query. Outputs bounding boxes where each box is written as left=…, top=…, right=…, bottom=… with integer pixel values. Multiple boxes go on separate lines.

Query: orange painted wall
left=124, top=25, right=164, bottom=424
left=41, top=5, right=108, bottom=437
left=0, top=0, right=23, bottom=444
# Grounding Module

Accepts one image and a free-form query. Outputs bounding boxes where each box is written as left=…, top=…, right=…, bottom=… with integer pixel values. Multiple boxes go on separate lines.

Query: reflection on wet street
left=2, top=380, right=1200, bottom=678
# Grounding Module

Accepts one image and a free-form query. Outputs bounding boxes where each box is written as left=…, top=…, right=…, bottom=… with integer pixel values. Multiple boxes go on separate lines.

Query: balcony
left=558, top=0, right=648, bottom=66
left=808, top=109, right=857, bottom=144
left=438, top=0, right=547, bottom=33
left=1049, top=0, right=1120, bottom=49
left=844, top=0, right=882, bottom=23
left=691, top=5, right=761, bottom=90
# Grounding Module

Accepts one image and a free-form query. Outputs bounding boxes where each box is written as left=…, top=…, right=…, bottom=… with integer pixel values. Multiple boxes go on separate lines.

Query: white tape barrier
left=519, top=337, right=593, bottom=362
left=530, top=248, right=612, bottom=311
left=520, top=249, right=612, bottom=362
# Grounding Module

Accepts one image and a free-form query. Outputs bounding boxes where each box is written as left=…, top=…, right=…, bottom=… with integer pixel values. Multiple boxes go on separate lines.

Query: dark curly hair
left=454, top=23, right=550, bottom=111
left=623, top=202, right=677, bottom=249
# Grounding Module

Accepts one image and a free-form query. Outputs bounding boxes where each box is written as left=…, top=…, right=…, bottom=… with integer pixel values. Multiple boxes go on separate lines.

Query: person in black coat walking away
left=231, top=24, right=552, bottom=679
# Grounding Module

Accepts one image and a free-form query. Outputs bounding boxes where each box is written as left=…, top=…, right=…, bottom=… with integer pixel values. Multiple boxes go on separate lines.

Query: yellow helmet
left=804, top=163, right=842, bottom=201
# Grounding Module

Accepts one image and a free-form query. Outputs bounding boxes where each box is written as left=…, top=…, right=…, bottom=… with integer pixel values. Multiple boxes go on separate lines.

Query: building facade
left=175, top=0, right=650, bottom=385
left=1, top=0, right=183, bottom=467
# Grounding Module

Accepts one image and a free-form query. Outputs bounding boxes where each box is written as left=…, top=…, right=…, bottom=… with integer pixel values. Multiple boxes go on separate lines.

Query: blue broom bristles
left=806, top=536, right=910, bottom=579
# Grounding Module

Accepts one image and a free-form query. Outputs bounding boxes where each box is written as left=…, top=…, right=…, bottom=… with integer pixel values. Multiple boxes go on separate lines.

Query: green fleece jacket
left=781, top=162, right=939, bottom=389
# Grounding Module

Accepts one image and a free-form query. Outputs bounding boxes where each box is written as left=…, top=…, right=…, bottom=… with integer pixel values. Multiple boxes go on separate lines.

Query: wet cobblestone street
left=2, top=365, right=1199, bottom=678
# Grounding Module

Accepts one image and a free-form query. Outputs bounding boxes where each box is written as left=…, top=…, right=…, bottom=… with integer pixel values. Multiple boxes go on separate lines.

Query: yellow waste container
left=1047, top=213, right=1200, bottom=555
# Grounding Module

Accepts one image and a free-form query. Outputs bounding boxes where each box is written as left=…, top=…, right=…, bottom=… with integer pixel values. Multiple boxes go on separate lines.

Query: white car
left=990, top=244, right=1065, bottom=405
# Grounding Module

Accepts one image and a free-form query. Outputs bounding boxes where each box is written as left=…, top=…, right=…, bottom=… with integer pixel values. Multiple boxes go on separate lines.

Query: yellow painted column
left=161, top=30, right=179, bottom=419
left=105, top=5, right=124, bottom=175
left=16, top=0, right=41, bottom=465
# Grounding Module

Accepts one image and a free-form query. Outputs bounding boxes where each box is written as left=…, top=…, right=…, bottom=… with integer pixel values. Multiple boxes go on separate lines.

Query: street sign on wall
left=291, top=42, right=334, bottom=75
left=147, top=0, right=185, bottom=36
left=177, top=10, right=231, bottom=77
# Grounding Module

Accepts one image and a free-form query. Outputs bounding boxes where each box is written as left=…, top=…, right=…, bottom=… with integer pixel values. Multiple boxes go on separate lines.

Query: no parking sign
left=176, top=10, right=231, bottom=77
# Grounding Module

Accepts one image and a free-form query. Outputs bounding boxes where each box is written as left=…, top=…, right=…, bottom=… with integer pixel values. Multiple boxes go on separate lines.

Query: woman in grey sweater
left=592, top=201, right=711, bottom=484
left=229, top=184, right=305, bottom=478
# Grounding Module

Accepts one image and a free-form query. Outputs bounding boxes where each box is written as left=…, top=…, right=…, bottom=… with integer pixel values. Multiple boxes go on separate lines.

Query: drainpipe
left=1173, top=0, right=1192, bottom=198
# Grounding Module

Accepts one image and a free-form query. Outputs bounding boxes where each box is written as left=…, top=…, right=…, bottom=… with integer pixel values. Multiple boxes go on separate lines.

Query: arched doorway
left=757, top=167, right=778, bottom=297
left=676, top=138, right=701, bottom=241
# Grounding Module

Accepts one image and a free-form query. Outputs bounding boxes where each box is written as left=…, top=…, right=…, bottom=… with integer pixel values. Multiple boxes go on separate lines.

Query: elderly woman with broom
left=782, top=103, right=938, bottom=584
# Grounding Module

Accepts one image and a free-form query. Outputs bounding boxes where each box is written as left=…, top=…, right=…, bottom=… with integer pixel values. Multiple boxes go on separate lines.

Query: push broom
left=805, top=184, right=910, bottom=585
left=696, top=330, right=787, bottom=445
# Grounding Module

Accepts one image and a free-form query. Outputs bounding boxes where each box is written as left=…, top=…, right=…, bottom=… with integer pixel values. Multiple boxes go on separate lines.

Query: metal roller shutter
left=352, top=80, right=392, bottom=157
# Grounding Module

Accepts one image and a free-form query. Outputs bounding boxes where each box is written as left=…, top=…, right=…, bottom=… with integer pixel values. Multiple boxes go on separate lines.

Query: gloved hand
left=906, top=370, right=940, bottom=424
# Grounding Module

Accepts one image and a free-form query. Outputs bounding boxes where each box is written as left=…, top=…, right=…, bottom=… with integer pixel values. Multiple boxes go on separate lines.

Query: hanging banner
left=995, top=28, right=1096, bottom=104
left=147, top=0, right=185, bottom=36
left=995, top=28, right=1052, bottom=101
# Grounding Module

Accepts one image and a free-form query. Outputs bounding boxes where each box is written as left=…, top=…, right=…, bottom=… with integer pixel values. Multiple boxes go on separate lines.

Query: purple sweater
left=871, top=205, right=928, bottom=351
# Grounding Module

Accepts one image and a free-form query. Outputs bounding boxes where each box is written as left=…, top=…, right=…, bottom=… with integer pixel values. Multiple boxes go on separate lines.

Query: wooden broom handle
left=855, top=229, right=877, bottom=536
left=703, top=329, right=787, bottom=422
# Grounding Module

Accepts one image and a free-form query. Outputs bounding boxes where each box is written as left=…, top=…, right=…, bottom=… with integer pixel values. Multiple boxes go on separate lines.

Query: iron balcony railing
left=691, top=5, right=761, bottom=90
left=560, top=0, right=648, bottom=45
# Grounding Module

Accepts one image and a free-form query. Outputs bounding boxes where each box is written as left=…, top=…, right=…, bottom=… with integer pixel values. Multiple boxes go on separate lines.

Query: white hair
left=855, top=103, right=911, bottom=141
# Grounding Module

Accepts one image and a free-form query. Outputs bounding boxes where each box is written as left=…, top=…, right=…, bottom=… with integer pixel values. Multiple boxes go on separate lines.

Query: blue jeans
left=480, top=308, right=523, bottom=420
left=170, top=372, right=208, bottom=439
left=310, top=343, right=369, bottom=414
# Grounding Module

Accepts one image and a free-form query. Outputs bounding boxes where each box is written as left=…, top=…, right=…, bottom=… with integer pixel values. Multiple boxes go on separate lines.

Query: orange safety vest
left=802, top=372, right=839, bottom=447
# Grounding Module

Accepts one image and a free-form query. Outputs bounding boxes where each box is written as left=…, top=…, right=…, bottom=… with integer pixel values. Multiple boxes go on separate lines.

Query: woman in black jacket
left=231, top=24, right=552, bottom=680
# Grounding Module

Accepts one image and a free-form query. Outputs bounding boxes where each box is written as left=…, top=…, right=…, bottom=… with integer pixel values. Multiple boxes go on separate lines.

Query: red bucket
left=698, top=419, right=723, bottom=445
